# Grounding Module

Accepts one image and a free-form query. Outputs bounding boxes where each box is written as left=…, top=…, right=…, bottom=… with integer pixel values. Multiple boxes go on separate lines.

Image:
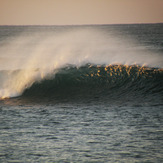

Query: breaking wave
left=1, top=64, right=162, bottom=105
left=0, top=25, right=163, bottom=105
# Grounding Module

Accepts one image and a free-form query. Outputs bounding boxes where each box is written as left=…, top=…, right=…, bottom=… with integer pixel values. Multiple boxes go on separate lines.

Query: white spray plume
left=0, top=27, right=162, bottom=98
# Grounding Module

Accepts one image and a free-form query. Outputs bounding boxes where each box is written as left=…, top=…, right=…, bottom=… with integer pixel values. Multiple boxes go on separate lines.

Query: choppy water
left=0, top=104, right=163, bottom=162
left=0, top=24, right=163, bottom=162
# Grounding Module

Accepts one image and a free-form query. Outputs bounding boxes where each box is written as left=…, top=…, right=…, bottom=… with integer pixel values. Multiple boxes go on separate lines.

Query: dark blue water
left=0, top=24, right=163, bottom=162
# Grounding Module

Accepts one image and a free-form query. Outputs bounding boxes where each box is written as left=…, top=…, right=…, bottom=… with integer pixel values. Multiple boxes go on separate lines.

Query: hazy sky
left=0, top=0, right=163, bottom=25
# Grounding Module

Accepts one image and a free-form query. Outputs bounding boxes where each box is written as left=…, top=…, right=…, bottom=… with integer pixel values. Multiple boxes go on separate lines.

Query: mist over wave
left=0, top=25, right=163, bottom=99
left=1, top=25, right=163, bottom=163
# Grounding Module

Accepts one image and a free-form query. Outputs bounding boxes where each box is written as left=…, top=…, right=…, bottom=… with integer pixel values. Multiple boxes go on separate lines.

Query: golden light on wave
left=86, top=64, right=161, bottom=79
left=0, top=69, right=48, bottom=100
left=0, top=90, right=10, bottom=100
left=0, top=96, right=9, bottom=100
left=0, top=63, right=162, bottom=100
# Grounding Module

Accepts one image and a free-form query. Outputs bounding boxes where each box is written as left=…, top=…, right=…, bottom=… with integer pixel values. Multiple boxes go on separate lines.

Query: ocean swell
left=0, top=64, right=162, bottom=106
left=0, top=25, right=163, bottom=104
left=19, top=64, right=163, bottom=104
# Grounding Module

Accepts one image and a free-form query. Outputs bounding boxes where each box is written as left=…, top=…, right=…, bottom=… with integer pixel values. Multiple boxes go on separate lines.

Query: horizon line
left=0, top=22, right=163, bottom=26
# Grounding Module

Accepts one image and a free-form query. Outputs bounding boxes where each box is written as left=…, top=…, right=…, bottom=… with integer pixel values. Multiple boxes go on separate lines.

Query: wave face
left=0, top=24, right=163, bottom=105
left=17, top=64, right=163, bottom=105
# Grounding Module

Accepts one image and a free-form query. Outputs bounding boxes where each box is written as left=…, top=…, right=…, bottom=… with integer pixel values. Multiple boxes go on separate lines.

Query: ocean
left=0, top=24, right=163, bottom=162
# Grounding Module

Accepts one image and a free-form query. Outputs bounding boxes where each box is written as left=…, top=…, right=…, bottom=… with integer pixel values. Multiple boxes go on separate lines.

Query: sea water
left=0, top=24, right=163, bottom=162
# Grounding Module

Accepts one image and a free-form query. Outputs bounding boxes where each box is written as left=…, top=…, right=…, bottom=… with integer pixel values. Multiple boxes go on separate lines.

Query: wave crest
left=19, top=64, right=163, bottom=104
left=0, top=64, right=162, bottom=105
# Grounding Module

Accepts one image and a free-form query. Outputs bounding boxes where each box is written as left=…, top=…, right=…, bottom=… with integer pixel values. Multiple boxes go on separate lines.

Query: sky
left=0, top=0, right=163, bottom=25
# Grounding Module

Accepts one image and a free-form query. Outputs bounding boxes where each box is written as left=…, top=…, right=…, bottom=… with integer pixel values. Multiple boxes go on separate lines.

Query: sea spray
left=0, top=24, right=163, bottom=163
left=0, top=25, right=162, bottom=98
